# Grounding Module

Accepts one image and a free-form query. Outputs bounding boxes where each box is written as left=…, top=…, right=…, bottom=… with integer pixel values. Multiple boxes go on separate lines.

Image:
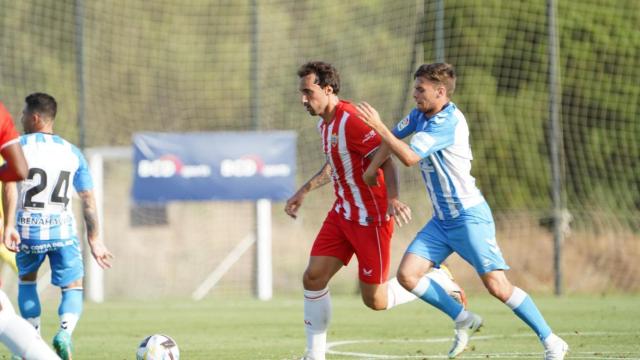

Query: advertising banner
left=132, top=132, right=296, bottom=202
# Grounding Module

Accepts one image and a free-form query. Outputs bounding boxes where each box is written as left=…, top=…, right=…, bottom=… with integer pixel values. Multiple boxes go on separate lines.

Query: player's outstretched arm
left=78, top=189, right=113, bottom=269
left=284, top=161, right=332, bottom=219
left=357, top=102, right=421, bottom=167
left=380, top=156, right=412, bottom=227
left=0, top=143, right=28, bottom=182
left=1, top=182, right=20, bottom=252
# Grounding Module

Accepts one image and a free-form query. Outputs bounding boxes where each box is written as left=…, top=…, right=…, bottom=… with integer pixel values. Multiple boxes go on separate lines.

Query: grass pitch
left=1, top=294, right=638, bottom=359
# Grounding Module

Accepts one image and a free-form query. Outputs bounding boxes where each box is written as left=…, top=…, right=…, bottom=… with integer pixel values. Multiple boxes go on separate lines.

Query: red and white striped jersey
left=318, top=100, right=388, bottom=226
left=0, top=102, right=20, bottom=150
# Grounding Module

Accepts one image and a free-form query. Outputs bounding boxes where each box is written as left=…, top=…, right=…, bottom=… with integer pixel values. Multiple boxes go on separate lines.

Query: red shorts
left=311, top=210, right=394, bottom=284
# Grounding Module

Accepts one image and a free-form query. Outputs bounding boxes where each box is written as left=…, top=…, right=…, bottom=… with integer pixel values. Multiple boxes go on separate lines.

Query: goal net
left=0, top=0, right=637, bottom=299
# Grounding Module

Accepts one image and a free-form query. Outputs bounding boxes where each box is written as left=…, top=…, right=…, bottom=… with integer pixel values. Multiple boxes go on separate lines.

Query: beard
left=304, top=105, right=317, bottom=115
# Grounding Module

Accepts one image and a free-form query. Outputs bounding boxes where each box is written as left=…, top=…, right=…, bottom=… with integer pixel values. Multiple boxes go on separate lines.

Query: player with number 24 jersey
left=16, top=133, right=92, bottom=242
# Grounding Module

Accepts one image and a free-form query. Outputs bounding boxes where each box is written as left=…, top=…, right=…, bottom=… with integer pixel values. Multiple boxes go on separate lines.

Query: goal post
left=84, top=146, right=130, bottom=303
left=84, top=133, right=291, bottom=302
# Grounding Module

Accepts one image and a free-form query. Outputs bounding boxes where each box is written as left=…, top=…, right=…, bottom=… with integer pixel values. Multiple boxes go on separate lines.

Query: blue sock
left=18, top=281, right=41, bottom=319
left=412, top=277, right=463, bottom=320
left=506, top=287, right=552, bottom=341
left=58, top=288, right=84, bottom=334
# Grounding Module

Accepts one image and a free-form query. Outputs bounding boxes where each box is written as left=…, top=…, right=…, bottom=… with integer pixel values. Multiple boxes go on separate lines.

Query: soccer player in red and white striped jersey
left=286, top=62, right=466, bottom=360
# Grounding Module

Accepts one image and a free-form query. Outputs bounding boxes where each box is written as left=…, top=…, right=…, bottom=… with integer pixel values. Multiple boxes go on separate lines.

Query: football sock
left=385, top=277, right=417, bottom=309
left=59, top=287, right=83, bottom=334
left=18, top=281, right=41, bottom=333
left=0, top=303, right=58, bottom=359
left=412, top=277, right=464, bottom=320
left=505, top=287, right=552, bottom=341
left=303, top=287, right=331, bottom=360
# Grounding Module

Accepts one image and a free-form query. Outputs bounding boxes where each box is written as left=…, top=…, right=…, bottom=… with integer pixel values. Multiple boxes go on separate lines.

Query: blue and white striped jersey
left=15, top=133, right=93, bottom=240
left=392, top=102, right=485, bottom=220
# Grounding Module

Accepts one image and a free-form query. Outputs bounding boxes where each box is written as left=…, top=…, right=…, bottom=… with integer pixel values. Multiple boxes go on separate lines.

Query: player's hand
left=363, top=167, right=379, bottom=186
left=3, top=226, right=21, bottom=252
left=356, top=102, right=384, bottom=131
left=284, top=191, right=305, bottom=219
left=89, top=241, right=114, bottom=269
left=388, top=198, right=412, bottom=227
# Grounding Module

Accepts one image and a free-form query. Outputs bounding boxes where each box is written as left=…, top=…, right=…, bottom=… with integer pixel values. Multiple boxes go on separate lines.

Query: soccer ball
left=136, top=334, right=180, bottom=360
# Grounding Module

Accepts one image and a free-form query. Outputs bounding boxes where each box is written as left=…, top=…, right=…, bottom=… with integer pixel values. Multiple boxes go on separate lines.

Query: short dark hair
left=25, top=92, right=57, bottom=119
left=414, top=63, right=456, bottom=96
left=297, top=61, right=341, bottom=95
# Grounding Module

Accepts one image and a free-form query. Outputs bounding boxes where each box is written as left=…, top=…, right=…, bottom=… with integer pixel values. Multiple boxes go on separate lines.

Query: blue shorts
left=16, top=237, right=84, bottom=287
left=406, top=202, right=509, bottom=275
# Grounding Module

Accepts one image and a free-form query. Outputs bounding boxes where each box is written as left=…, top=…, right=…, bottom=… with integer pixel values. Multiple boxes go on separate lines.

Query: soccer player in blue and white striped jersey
left=0, top=99, right=59, bottom=359
left=3, top=93, right=113, bottom=360
left=358, top=63, right=568, bottom=360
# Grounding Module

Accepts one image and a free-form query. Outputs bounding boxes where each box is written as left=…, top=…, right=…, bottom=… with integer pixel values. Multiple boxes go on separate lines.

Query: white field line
left=325, top=331, right=640, bottom=359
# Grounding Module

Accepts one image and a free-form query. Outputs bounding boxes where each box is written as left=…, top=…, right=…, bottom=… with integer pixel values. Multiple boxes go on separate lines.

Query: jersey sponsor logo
left=17, top=214, right=72, bottom=226
left=361, top=129, right=376, bottom=144
left=396, top=117, right=410, bottom=131
left=19, top=239, right=74, bottom=254
left=137, top=154, right=211, bottom=179
left=220, top=155, right=291, bottom=178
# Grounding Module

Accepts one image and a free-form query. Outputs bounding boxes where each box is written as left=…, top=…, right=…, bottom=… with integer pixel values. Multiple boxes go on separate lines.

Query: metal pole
left=395, top=0, right=425, bottom=121
left=416, top=0, right=424, bottom=66
left=256, top=199, right=273, bottom=300
left=435, top=0, right=445, bottom=62
left=86, top=154, right=105, bottom=303
left=547, top=0, right=563, bottom=296
left=250, top=0, right=260, bottom=130
left=75, top=0, right=86, bottom=149
left=250, top=0, right=272, bottom=300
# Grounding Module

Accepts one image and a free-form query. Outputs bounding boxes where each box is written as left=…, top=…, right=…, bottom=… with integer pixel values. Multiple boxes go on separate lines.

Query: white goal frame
left=84, top=146, right=273, bottom=302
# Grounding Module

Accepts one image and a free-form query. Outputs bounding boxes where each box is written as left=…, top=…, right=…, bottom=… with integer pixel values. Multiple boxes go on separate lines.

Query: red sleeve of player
left=346, top=113, right=381, bottom=157
left=0, top=102, right=20, bottom=149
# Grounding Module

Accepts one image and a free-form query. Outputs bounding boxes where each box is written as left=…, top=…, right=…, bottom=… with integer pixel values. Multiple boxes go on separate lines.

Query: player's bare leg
left=360, top=266, right=466, bottom=311
left=359, top=282, right=388, bottom=310
left=398, top=254, right=482, bottom=359
left=481, top=270, right=568, bottom=359
left=301, top=256, right=343, bottom=360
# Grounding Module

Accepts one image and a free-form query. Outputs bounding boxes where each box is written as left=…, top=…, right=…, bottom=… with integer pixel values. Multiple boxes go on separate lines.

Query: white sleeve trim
left=0, top=137, right=19, bottom=151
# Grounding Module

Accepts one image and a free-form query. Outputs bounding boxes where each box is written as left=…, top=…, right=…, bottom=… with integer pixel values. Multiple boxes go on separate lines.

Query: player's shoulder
left=20, top=133, right=84, bottom=155
left=338, top=100, right=358, bottom=114
left=337, top=100, right=367, bottom=129
left=430, top=102, right=462, bottom=127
